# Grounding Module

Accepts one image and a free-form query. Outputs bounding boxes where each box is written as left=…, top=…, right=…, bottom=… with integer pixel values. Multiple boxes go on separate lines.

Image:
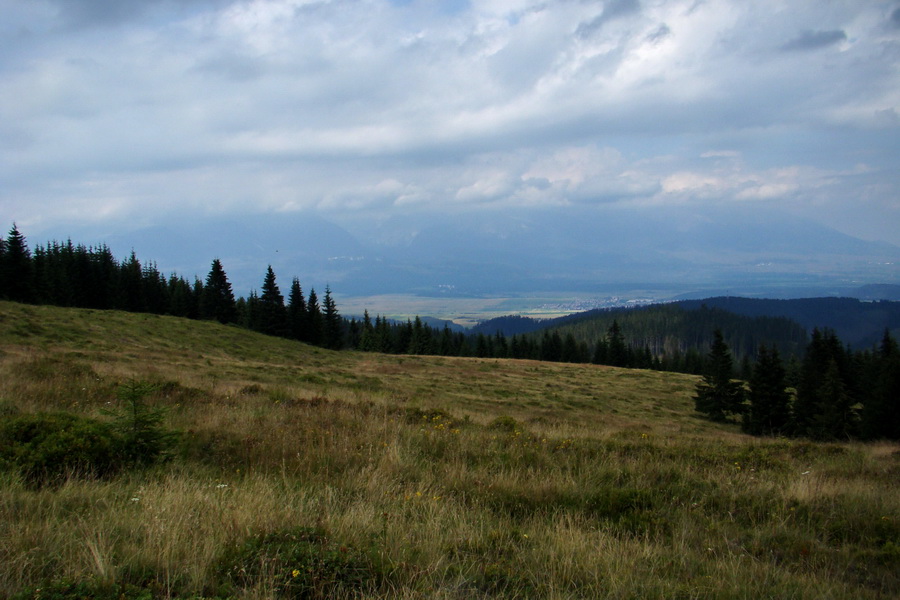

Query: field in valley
left=0, top=301, right=898, bottom=599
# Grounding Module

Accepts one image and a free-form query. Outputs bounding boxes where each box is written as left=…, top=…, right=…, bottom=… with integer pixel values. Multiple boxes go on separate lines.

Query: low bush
left=0, top=412, right=124, bottom=486
left=216, top=527, right=381, bottom=599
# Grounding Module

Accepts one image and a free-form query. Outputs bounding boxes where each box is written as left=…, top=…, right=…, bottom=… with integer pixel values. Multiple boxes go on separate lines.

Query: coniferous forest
left=2, top=223, right=898, bottom=440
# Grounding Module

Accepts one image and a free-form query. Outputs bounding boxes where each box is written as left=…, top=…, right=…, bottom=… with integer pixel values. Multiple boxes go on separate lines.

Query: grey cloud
left=576, top=0, right=641, bottom=38
left=52, top=0, right=234, bottom=29
left=781, top=29, right=847, bottom=52
left=892, top=8, right=900, bottom=29
left=646, top=23, right=670, bottom=43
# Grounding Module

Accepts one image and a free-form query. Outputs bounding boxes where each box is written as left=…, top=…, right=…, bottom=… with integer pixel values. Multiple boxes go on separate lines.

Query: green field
left=1, top=301, right=898, bottom=599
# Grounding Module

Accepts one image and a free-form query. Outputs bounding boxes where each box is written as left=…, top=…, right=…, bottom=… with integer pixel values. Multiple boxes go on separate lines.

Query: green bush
left=106, top=380, right=179, bottom=468
left=0, top=412, right=124, bottom=485
left=216, top=527, right=380, bottom=599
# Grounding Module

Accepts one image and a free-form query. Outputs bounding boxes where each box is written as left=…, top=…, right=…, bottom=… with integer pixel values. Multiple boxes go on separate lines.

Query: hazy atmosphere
left=3, top=0, right=900, bottom=299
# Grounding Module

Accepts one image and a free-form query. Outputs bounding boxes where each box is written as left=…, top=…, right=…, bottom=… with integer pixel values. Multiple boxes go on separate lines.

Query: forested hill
left=674, top=297, right=900, bottom=349
left=534, top=304, right=808, bottom=367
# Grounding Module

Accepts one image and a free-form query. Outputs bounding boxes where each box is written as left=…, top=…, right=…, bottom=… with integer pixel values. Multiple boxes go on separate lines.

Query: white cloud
left=1, top=0, right=899, bottom=246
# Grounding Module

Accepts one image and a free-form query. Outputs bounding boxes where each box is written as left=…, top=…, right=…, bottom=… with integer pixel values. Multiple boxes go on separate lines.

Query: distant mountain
left=342, top=204, right=900, bottom=296
left=34, top=204, right=900, bottom=299
left=476, top=295, right=900, bottom=356
left=674, top=297, right=900, bottom=349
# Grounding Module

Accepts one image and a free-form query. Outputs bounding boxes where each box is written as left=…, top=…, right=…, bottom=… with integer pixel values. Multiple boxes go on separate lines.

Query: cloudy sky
left=3, top=0, right=900, bottom=249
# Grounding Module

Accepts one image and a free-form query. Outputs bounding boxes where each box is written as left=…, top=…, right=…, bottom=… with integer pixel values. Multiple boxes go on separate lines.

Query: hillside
left=475, top=303, right=810, bottom=366
left=674, top=297, right=900, bottom=349
left=474, top=296, right=900, bottom=364
left=1, top=302, right=898, bottom=599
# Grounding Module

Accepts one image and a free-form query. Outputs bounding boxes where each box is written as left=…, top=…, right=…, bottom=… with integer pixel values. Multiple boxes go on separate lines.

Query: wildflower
left=801, top=471, right=810, bottom=475
left=131, top=497, right=140, bottom=503
left=292, top=569, right=300, bottom=578
left=216, top=483, right=228, bottom=489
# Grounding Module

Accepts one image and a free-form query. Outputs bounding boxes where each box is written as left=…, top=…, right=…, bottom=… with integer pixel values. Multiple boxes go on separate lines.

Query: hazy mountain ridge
left=43, top=205, right=900, bottom=299
left=474, top=296, right=900, bottom=353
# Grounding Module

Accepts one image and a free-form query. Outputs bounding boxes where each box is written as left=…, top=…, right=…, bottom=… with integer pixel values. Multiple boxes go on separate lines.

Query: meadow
left=0, top=301, right=897, bottom=599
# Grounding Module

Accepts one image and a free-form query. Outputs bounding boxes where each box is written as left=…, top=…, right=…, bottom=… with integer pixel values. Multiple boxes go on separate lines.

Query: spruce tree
left=693, top=329, right=746, bottom=421
left=743, top=345, right=791, bottom=436
left=201, top=259, right=237, bottom=324
left=118, top=251, right=145, bottom=312
left=860, top=330, right=900, bottom=440
left=358, top=310, right=375, bottom=351
left=322, top=285, right=343, bottom=349
left=258, top=265, right=288, bottom=337
left=606, top=320, right=629, bottom=367
left=0, top=224, right=34, bottom=303
left=306, top=288, right=324, bottom=346
left=408, top=316, right=430, bottom=354
left=287, top=278, right=308, bottom=342
left=810, top=359, right=857, bottom=441
left=793, top=328, right=851, bottom=437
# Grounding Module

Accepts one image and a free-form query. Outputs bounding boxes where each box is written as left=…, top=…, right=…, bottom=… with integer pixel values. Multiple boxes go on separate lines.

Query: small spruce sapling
left=106, top=380, right=179, bottom=467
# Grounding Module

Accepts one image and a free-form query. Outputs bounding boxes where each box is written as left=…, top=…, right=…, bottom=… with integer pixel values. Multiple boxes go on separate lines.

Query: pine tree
left=743, top=345, right=791, bottom=436
left=118, top=251, right=145, bottom=312
left=408, top=316, right=431, bottom=354
left=257, top=265, right=288, bottom=337
left=860, top=330, right=900, bottom=440
left=322, top=285, right=343, bottom=349
left=793, top=328, right=850, bottom=437
left=693, top=329, right=746, bottom=422
left=306, top=288, right=324, bottom=346
left=810, top=359, right=857, bottom=441
left=287, top=278, right=308, bottom=341
left=358, top=310, right=375, bottom=351
left=200, top=259, right=237, bottom=324
left=0, top=224, right=35, bottom=303
left=561, top=333, right=580, bottom=363
left=606, top=321, right=629, bottom=367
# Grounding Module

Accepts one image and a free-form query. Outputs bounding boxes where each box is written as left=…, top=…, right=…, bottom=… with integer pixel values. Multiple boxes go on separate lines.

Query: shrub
left=216, top=527, right=379, bottom=599
left=0, top=412, right=123, bottom=486
left=10, top=580, right=154, bottom=600
left=106, top=380, right=179, bottom=468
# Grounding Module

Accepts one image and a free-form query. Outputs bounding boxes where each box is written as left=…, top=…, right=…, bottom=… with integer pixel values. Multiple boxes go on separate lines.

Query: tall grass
left=1, top=302, right=898, bottom=598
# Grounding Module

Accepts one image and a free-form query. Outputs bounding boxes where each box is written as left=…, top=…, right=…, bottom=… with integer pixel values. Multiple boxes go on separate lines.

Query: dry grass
left=1, top=301, right=898, bottom=599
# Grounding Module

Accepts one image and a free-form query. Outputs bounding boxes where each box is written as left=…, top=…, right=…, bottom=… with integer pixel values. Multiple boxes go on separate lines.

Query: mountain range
left=53, top=204, right=900, bottom=300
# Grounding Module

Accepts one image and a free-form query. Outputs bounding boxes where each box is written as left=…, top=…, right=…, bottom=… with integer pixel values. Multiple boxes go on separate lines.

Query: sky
left=2, top=0, right=900, bottom=252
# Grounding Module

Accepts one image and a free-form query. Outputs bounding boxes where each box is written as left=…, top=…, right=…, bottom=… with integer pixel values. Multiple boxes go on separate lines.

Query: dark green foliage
left=809, top=360, right=857, bottom=441
left=792, top=328, right=856, bottom=438
left=0, top=224, right=34, bottom=303
left=0, top=412, right=123, bottom=486
left=216, top=527, right=379, bottom=599
left=606, top=320, right=629, bottom=367
left=257, top=266, right=289, bottom=337
left=407, top=316, right=431, bottom=354
left=10, top=580, right=156, bottom=600
left=743, top=345, right=792, bottom=436
left=322, top=286, right=343, bottom=350
left=287, top=278, right=308, bottom=342
left=201, top=259, right=237, bottom=324
left=860, top=330, right=900, bottom=440
left=106, top=380, right=179, bottom=468
left=305, top=288, right=324, bottom=346
left=693, top=330, right=746, bottom=421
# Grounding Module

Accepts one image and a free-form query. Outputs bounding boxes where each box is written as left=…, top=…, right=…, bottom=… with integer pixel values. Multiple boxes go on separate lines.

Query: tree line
left=694, top=328, right=900, bottom=440
left=2, top=223, right=898, bottom=439
left=0, top=225, right=346, bottom=348
left=0, top=224, right=768, bottom=372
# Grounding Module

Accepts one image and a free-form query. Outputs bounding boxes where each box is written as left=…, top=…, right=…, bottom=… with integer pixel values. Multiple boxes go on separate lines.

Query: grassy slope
left=1, top=301, right=898, bottom=599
